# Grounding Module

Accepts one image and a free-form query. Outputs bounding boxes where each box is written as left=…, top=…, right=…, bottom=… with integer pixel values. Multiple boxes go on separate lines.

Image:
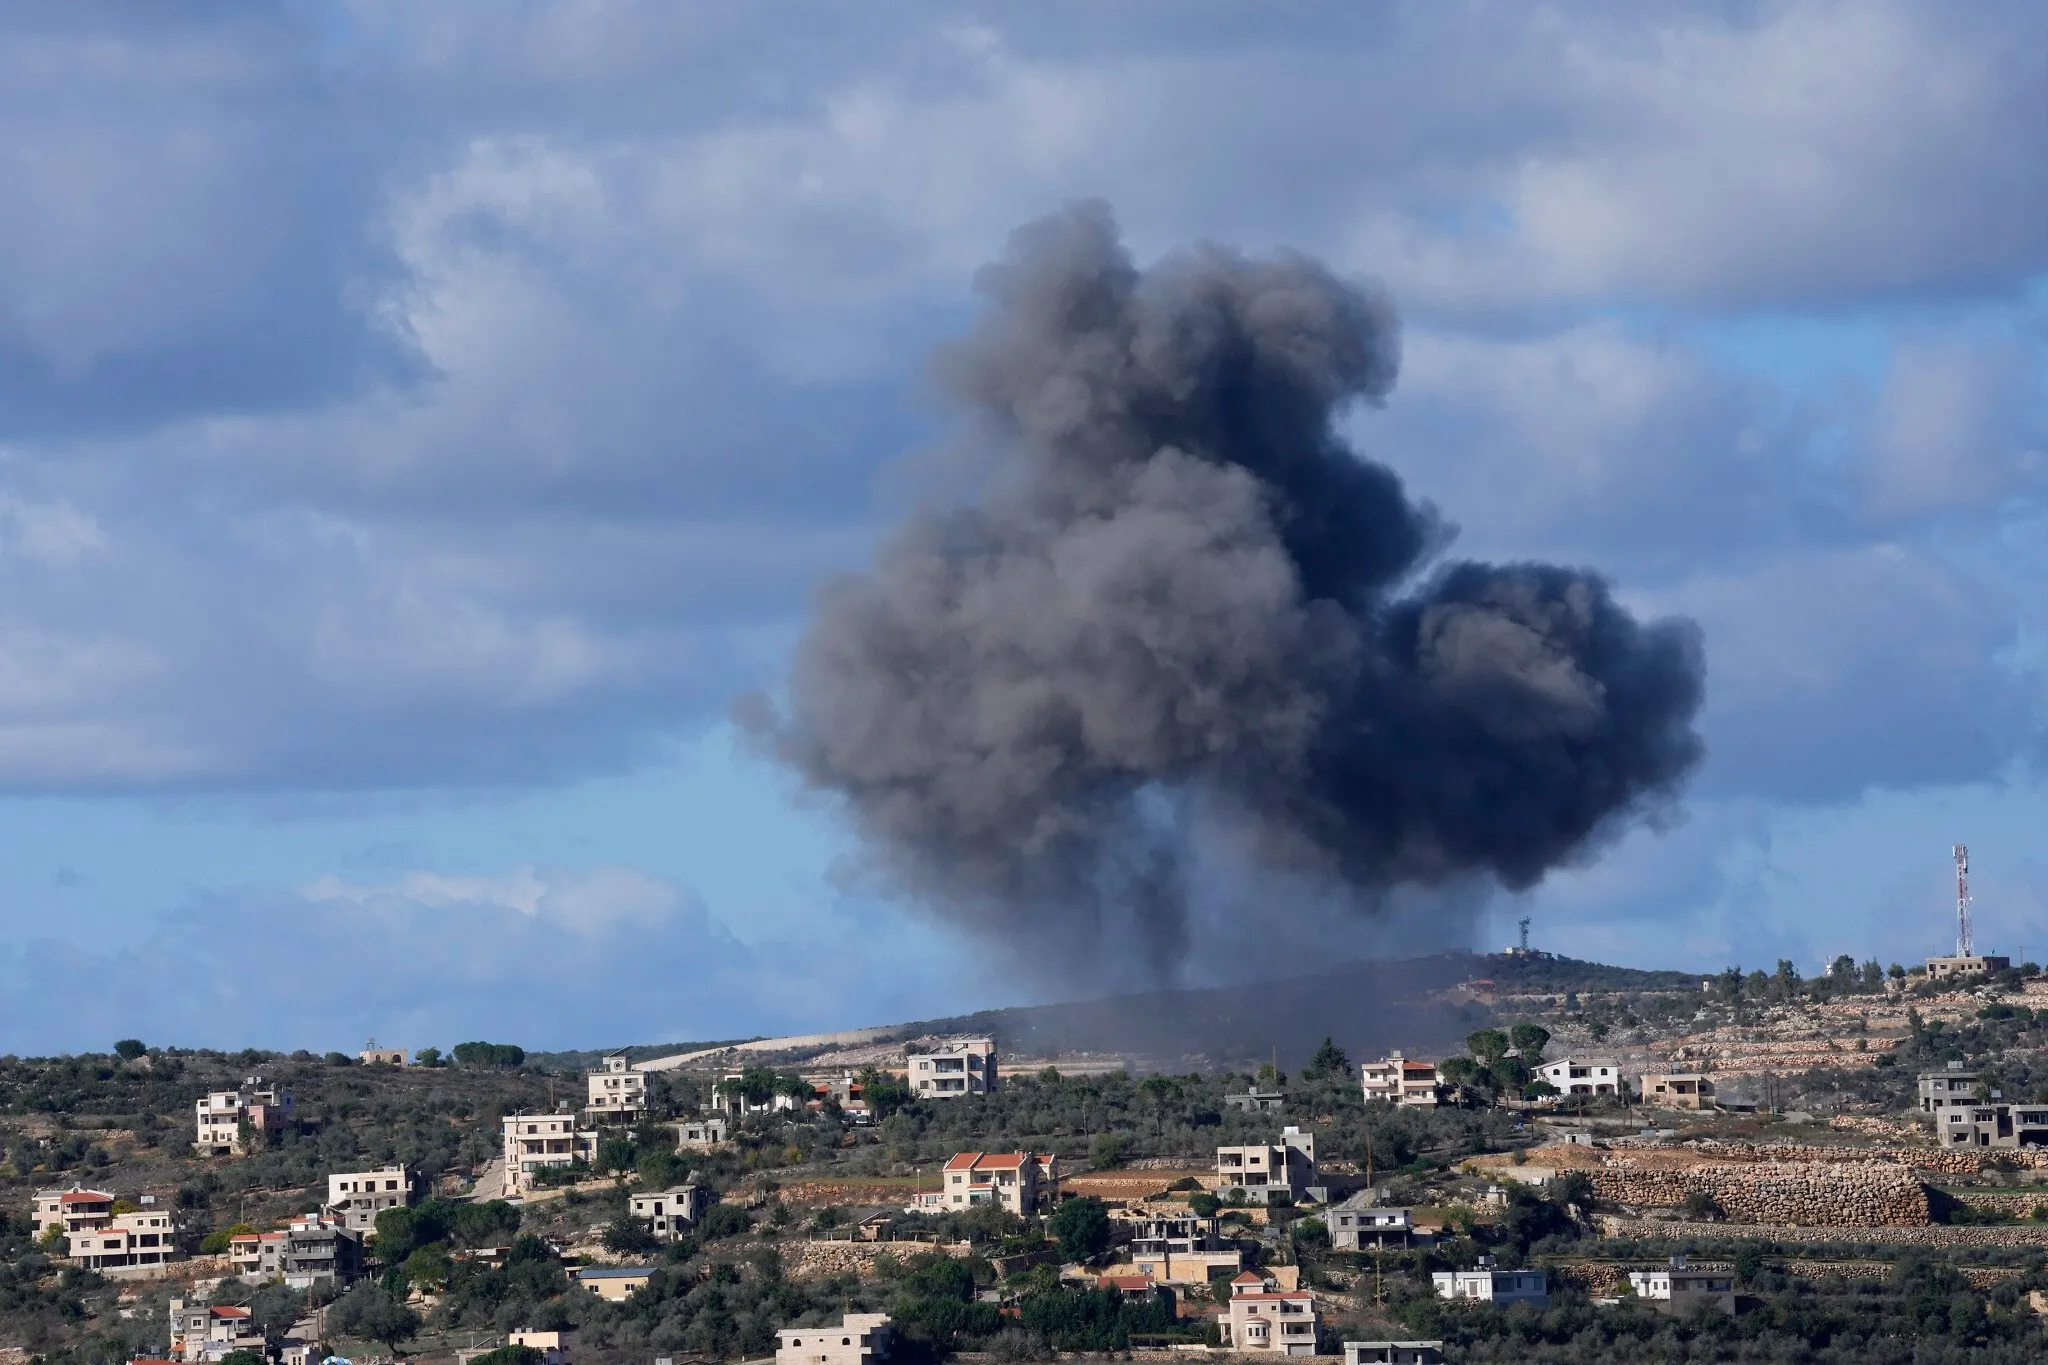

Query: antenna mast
left=1954, top=843, right=1973, bottom=958
left=1517, top=917, right=1531, bottom=953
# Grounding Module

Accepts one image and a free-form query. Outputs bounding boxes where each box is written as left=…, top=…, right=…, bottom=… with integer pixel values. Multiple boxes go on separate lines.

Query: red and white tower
left=1954, top=843, right=1973, bottom=958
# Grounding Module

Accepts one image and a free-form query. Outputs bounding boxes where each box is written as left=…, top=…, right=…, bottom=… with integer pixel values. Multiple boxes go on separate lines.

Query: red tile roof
left=1098, top=1274, right=1154, bottom=1290
left=60, top=1191, right=115, bottom=1205
left=944, top=1153, right=981, bottom=1171
left=1231, top=1272, right=1266, bottom=1284
left=211, top=1306, right=251, bottom=1319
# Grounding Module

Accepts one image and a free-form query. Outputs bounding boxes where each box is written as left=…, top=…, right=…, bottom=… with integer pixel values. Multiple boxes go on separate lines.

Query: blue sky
left=3, top=1, right=2048, bottom=1054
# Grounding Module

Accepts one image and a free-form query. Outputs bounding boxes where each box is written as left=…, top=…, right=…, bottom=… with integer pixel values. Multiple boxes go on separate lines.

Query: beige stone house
left=1216, top=1127, right=1318, bottom=1205
left=940, top=1151, right=1058, bottom=1214
left=1217, top=1270, right=1319, bottom=1355
left=776, top=1312, right=894, bottom=1365
left=501, top=1112, right=600, bottom=1194
left=1360, top=1054, right=1440, bottom=1107
left=326, top=1164, right=422, bottom=1232
left=587, top=1052, right=649, bottom=1120
left=1640, top=1073, right=1716, bottom=1110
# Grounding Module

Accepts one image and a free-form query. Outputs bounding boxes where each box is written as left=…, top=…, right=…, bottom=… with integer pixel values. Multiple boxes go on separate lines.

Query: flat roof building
left=1640, top=1073, right=1716, bottom=1110
left=587, top=1051, right=649, bottom=1121
left=907, top=1037, right=997, bottom=1099
left=502, top=1112, right=599, bottom=1196
left=1927, top=955, right=2011, bottom=980
left=777, top=1312, right=894, bottom=1365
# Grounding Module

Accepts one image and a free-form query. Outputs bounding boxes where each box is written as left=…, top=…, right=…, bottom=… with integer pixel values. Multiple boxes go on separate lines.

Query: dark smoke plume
left=752, top=203, right=1705, bottom=977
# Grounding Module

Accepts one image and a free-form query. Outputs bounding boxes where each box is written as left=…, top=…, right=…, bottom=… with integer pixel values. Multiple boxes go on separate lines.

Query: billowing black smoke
left=751, top=203, right=1705, bottom=978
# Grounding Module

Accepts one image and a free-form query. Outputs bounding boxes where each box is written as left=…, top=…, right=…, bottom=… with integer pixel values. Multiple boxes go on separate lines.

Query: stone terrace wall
left=1589, top=1159, right=1929, bottom=1226
left=781, top=1238, right=972, bottom=1279
left=1598, top=1216, right=2048, bottom=1248
left=1553, top=1259, right=2017, bottom=1292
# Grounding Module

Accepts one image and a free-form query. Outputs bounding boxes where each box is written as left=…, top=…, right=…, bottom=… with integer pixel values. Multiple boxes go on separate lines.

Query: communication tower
left=1517, top=916, right=1531, bottom=954
left=1954, top=843, right=1973, bottom=958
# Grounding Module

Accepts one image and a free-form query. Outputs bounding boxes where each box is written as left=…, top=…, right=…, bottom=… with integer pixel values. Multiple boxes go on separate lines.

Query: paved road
left=470, top=1157, right=507, bottom=1202
left=637, top=1026, right=902, bottom=1072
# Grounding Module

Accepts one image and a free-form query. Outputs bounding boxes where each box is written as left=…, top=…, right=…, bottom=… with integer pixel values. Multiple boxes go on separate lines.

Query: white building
left=1217, top=1270, right=1319, bottom=1355
left=777, top=1312, right=895, bottom=1365
left=906, top=1036, right=997, bottom=1099
left=507, top=1331, right=568, bottom=1365
left=194, top=1081, right=293, bottom=1155
left=1433, top=1263, right=1548, bottom=1307
left=1216, top=1127, right=1318, bottom=1205
left=1326, top=1191, right=1416, bottom=1249
left=630, top=1184, right=711, bottom=1240
left=1627, top=1257, right=1735, bottom=1315
left=1534, top=1059, right=1621, bottom=1097
left=326, top=1164, right=422, bottom=1233
left=676, top=1115, right=730, bottom=1147
left=1344, top=1345, right=1443, bottom=1365
left=501, top=1112, right=600, bottom=1195
left=587, top=1051, right=649, bottom=1121
left=1360, top=1053, right=1440, bottom=1107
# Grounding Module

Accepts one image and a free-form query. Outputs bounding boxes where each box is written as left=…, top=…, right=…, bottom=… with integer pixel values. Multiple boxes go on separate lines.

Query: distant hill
left=1481, top=952, right=1706, bottom=995
left=560, top=950, right=1704, bottom=1076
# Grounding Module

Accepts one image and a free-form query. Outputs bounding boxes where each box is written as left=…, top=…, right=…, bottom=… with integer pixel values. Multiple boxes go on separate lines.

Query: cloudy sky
left=3, top=1, right=2047, bottom=1055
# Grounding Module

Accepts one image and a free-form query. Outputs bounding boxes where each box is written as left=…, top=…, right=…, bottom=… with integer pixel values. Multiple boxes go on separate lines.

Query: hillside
left=532, top=950, right=1708, bottom=1074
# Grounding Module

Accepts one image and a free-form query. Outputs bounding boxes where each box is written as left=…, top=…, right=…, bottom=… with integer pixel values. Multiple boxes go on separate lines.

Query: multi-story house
left=1920, top=1061, right=1988, bottom=1118
left=281, top=1213, right=364, bottom=1289
left=326, top=1164, right=423, bottom=1233
left=65, top=1205, right=179, bottom=1271
left=630, top=1184, right=711, bottom=1240
left=228, top=1230, right=285, bottom=1279
left=170, top=1300, right=261, bottom=1362
left=587, top=1052, right=649, bottom=1121
left=1125, top=1211, right=1241, bottom=1284
left=1533, top=1059, right=1621, bottom=1097
left=940, top=1151, right=1058, bottom=1214
left=906, top=1037, right=997, bottom=1099
left=193, top=1081, right=293, bottom=1155
left=1627, top=1257, right=1735, bottom=1315
left=33, top=1185, right=118, bottom=1239
left=1327, top=1191, right=1418, bottom=1249
left=1936, top=1101, right=2048, bottom=1149
left=1639, top=1073, right=1716, bottom=1110
left=1216, top=1127, right=1318, bottom=1205
left=1217, top=1270, right=1319, bottom=1355
left=228, top=1213, right=363, bottom=1289
left=776, top=1312, right=895, bottom=1365
left=501, top=1112, right=600, bottom=1195
left=1432, top=1261, right=1549, bottom=1307
left=1360, top=1054, right=1440, bottom=1107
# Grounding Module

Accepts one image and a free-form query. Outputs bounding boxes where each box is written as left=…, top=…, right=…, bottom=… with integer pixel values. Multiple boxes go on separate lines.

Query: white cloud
left=303, top=863, right=696, bottom=935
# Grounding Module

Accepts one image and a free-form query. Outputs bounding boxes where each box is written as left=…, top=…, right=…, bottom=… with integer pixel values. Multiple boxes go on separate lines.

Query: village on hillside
left=8, top=938, right=2048, bottom=1365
